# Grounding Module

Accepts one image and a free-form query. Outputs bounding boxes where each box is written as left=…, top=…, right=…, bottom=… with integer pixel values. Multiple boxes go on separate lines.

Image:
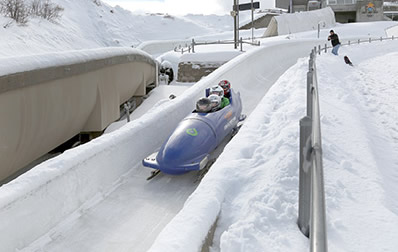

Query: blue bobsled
left=142, top=89, right=242, bottom=175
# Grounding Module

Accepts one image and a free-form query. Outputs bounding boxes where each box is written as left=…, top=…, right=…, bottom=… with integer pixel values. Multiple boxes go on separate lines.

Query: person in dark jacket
left=159, top=60, right=174, bottom=84
left=328, top=30, right=341, bottom=55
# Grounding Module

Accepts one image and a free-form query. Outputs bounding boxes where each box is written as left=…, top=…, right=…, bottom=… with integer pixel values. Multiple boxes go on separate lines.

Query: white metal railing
left=174, top=38, right=260, bottom=54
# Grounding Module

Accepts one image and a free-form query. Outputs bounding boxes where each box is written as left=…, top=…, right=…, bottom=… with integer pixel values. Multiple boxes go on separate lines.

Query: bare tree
left=29, top=0, right=63, bottom=22
left=1, top=0, right=63, bottom=24
left=0, top=0, right=29, bottom=24
left=30, top=0, right=41, bottom=16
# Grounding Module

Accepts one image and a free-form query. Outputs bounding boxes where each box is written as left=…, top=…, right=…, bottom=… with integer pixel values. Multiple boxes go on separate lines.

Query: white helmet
left=196, top=97, right=212, bottom=112
left=209, top=85, right=224, bottom=98
left=208, top=94, right=221, bottom=111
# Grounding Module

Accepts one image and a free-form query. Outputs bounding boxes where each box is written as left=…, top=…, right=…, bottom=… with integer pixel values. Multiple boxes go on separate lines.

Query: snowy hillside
left=0, top=0, right=230, bottom=57
left=182, top=14, right=233, bottom=32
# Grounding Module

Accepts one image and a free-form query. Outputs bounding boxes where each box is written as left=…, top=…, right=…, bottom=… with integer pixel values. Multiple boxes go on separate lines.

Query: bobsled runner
left=143, top=89, right=243, bottom=177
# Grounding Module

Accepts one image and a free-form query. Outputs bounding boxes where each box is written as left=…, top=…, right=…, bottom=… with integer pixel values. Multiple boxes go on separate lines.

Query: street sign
left=237, top=2, right=260, bottom=11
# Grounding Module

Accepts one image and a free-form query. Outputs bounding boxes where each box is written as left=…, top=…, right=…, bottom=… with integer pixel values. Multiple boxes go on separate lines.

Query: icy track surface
left=23, top=165, right=199, bottom=252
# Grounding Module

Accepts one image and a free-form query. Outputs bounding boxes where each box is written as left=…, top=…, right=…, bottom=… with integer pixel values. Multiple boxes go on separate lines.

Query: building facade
left=275, top=0, right=386, bottom=22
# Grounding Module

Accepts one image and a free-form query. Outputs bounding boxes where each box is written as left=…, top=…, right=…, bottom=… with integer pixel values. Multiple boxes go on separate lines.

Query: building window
left=327, top=0, right=357, bottom=5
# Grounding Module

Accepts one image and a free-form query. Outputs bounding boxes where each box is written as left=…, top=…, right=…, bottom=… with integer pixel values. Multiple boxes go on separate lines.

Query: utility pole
left=289, top=0, right=293, bottom=13
left=251, top=0, right=254, bottom=42
left=232, top=0, right=239, bottom=49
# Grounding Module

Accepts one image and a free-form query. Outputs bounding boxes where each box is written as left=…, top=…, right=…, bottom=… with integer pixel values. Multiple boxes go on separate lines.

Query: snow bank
left=0, top=38, right=321, bottom=251
left=264, top=7, right=336, bottom=37
left=0, top=47, right=152, bottom=77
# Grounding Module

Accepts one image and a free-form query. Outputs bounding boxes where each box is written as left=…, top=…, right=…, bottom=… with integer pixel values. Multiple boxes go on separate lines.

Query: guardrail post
left=318, top=45, right=321, bottom=55
left=240, top=37, right=243, bottom=51
left=380, top=36, right=383, bottom=41
left=369, top=37, right=371, bottom=43
left=192, top=38, right=195, bottom=53
left=298, top=116, right=312, bottom=237
left=324, top=44, right=327, bottom=53
left=358, top=39, right=360, bottom=44
left=348, top=40, right=350, bottom=46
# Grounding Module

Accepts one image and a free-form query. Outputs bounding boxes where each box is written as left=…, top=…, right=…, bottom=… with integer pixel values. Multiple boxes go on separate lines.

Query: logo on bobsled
left=224, top=111, right=233, bottom=120
left=186, top=128, right=198, bottom=136
left=224, top=117, right=238, bottom=131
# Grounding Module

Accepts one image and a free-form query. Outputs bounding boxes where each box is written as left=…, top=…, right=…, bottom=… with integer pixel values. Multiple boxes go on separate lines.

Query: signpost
left=232, top=1, right=260, bottom=48
left=232, top=0, right=239, bottom=49
left=251, top=0, right=254, bottom=42
left=238, top=1, right=259, bottom=11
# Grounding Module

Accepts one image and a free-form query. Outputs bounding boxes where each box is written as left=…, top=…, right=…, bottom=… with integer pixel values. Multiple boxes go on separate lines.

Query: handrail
left=299, top=48, right=328, bottom=252
left=174, top=38, right=260, bottom=54
left=316, top=35, right=395, bottom=55
left=309, top=59, right=328, bottom=251
left=174, top=43, right=192, bottom=54
left=298, top=35, right=396, bottom=252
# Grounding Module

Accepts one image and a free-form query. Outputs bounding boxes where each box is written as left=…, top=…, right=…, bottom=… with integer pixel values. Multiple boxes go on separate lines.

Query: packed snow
left=1, top=1, right=398, bottom=251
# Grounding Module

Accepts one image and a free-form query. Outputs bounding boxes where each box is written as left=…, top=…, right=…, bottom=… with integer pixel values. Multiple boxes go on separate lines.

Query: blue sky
left=102, top=0, right=275, bottom=16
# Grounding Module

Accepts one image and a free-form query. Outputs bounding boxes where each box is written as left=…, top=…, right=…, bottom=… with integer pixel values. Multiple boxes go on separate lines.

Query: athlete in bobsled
left=143, top=84, right=243, bottom=176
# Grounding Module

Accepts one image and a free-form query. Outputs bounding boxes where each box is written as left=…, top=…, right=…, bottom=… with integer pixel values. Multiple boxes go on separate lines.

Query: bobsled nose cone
left=157, top=119, right=216, bottom=168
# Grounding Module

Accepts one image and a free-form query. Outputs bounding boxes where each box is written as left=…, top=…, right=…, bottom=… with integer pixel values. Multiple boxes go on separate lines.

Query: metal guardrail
left=174, top=38, right=260, bottom=54
left=316, top=35, right=395, bottom=55
left=298, top=35, right=396, bottom=252
left=175, top=35, right=395, bottom=55
left=299, top=48, right=328, bottom=252
left=174, top=43, right=193, bottom=54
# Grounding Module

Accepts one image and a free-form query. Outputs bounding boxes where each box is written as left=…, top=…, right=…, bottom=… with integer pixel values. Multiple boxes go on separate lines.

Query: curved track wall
left=148, top=38, right=323, bottom=251
left=0, top=48, right=156, bottom=181
left=0, top=39, right=320, bottom=251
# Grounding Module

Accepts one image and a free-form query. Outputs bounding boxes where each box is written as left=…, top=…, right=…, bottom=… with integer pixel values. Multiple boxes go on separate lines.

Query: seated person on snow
left=218, top=80, right=231, bottom=99
left=208, top=85, right=229, bottom=109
